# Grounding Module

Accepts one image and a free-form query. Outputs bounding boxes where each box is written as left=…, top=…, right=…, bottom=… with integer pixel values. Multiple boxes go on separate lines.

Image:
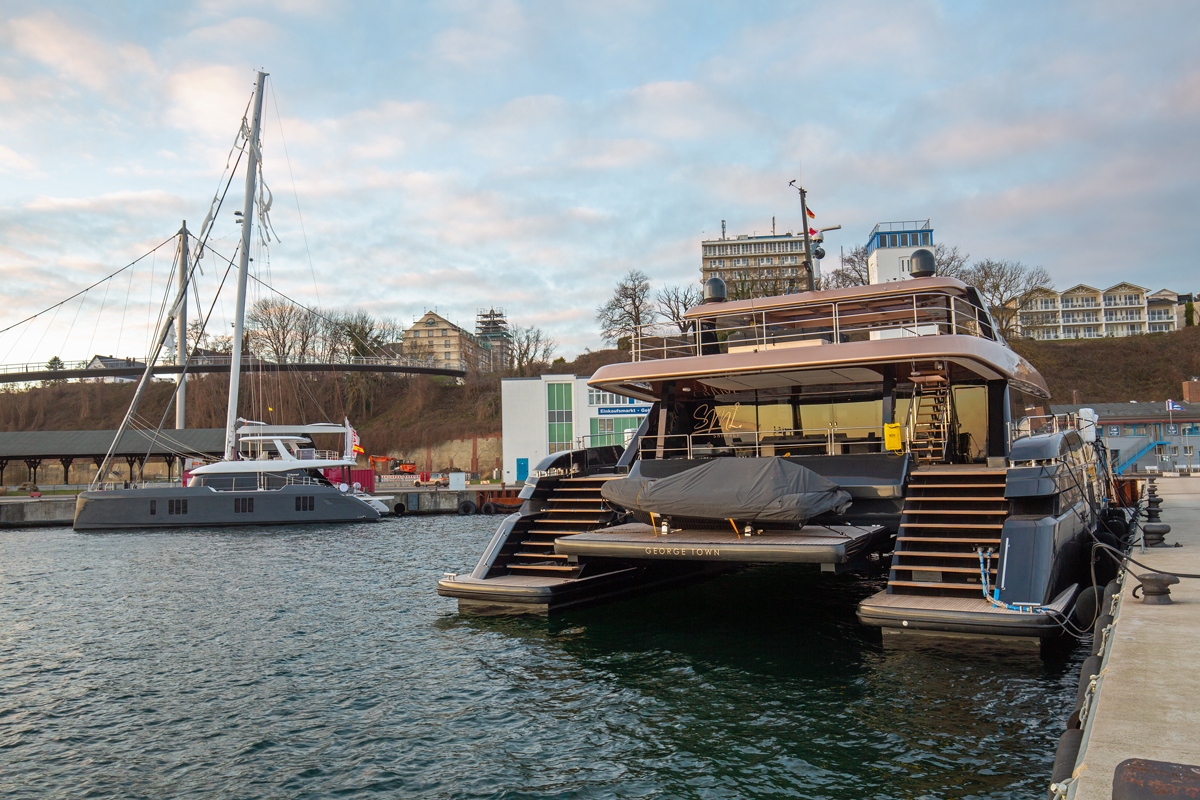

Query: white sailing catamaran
left=73, top=71, right=382, bottom=531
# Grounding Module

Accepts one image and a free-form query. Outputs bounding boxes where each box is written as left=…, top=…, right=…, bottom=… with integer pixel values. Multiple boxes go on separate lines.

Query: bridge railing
left=0, top=359, right=94, bottom=374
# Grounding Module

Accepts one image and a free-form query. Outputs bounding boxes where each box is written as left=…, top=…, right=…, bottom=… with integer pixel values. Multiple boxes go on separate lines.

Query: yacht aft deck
left=555, top=522, right=886, bottom=566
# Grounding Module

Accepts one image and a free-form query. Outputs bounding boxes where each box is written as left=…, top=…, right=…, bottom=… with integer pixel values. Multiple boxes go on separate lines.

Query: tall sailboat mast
left=224, top=70, right=268, bottom=461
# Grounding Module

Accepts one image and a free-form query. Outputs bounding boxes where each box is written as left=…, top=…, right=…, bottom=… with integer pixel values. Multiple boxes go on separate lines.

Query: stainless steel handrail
left=631, top=289, right=992, bottom=361
left=638, top=424, right=898, bottom=459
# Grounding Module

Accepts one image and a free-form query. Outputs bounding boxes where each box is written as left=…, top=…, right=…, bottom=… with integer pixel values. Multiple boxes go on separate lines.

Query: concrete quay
left=0, top=495, right=77, bottom=527
left=1072, top=478, right=1200, bottom=798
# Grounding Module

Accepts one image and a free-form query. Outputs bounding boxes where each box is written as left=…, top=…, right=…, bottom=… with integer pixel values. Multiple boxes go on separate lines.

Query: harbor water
left=0, top=517, right=1083, bottom=798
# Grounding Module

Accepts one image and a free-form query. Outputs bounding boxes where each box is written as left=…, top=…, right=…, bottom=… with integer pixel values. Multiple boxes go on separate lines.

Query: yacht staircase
left=491, top=476, right=617, bottom=579
left=908, top=374, right=951, bottom=464
left=887, top=468, right=1010, bottom=597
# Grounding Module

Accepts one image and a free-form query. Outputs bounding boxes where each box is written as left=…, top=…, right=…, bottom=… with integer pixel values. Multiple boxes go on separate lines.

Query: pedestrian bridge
left=0, top=355, right=465, bottom=385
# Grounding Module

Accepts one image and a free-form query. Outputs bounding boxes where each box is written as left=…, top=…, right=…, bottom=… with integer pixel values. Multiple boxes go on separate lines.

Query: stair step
left=515, top=551, right=569, bottom=559
left=895, top=550, right=999, bottom=559
left=508, top=563, right=580, bottom=573
left=904, top=509, right=1008, bottom=516
left=906, top=496, right=1007, bottom=502
left=896, top=565, right=996, bottom=575
left=887, top=581, right=984, bottom=590
left=900, top=522, right=1005, bottom=529
left=896, top=536, right=1002, bottom=543
left=535, top=518, right=606, bottom=525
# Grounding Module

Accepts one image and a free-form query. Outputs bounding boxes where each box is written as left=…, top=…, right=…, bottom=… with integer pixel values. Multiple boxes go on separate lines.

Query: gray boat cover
left=601, top=458, right=852, bottom=523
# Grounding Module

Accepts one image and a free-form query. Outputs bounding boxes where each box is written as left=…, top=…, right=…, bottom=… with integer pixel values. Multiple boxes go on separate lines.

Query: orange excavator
left=369, top=455, right=417, bottom=474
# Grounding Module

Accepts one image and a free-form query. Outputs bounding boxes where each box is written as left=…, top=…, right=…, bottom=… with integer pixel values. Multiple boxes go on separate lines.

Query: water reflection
left=449, top=564, right=1083, bottom=799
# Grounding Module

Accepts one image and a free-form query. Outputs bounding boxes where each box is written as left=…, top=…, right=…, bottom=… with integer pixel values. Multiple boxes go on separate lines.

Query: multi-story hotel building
left=1016, top=284, right=1181, bottom=340
left=700, top=230, right=816, bottom=297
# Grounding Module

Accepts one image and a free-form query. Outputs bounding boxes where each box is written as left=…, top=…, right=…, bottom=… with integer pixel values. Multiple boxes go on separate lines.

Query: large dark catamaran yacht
left=439, top=268, right=1112, bottom=638
left=73, top=71, right=380, bottom=531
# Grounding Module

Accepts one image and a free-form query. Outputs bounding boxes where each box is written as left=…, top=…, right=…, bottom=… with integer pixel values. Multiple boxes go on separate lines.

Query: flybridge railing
left=639, top=424, right=895, bottom=459
left=631, top=289, right=995, bottom=361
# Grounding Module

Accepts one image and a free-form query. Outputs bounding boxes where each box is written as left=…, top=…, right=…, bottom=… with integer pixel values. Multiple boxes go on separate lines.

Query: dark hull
left=73, top=484, right=380, bottom=531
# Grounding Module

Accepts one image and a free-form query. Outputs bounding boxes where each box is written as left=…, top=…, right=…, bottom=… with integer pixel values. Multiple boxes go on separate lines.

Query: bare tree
left=821, top=244, right=871, bottom=288
left=247, top=299, right=302, bottom=363
left=656, top=284, right=703, bottom=333
left=293, top=307, right=322, bottom=363
left=509, top=324, right=557, bottom=377
left=932, top=243, right=971, bottom=280
left=597, top=269, right=657, bottom=347
left=963, top=260, right=1053, bottom=339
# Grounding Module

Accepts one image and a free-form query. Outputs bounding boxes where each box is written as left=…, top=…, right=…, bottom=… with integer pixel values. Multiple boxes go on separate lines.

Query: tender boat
left=440, top=271, right=1119, bottom=636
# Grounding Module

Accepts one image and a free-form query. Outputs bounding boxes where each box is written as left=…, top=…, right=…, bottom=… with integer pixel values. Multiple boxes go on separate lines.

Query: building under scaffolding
left=476, top=309, right=512, bottom=372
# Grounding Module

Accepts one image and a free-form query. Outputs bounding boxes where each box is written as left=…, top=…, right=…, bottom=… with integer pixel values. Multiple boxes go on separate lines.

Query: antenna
left=772, top=216, right=776, bottom=235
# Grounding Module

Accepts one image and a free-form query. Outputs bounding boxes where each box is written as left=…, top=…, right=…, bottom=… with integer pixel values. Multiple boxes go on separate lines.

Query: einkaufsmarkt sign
left=597, top=406, right=652, bottom=416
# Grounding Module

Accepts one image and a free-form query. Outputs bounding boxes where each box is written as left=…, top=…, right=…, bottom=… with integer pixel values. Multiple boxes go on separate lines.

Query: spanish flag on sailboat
left=345, top=418, right=365, bottom=457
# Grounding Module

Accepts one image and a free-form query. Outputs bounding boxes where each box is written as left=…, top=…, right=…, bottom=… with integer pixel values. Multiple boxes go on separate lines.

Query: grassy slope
left=1010, top=326, right=1200, bottom=404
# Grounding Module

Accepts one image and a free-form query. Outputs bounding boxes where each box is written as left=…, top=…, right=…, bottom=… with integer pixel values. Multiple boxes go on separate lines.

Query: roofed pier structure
left=0, top=428, right=225, bottom=486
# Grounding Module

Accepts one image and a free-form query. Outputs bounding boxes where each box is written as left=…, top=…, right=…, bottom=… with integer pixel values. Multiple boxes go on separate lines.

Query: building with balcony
left=866, top=221, right=935, bottom=283
left=1016, top=283, right=1182, bottom=340
left=700, top=229, right=819, bottom=298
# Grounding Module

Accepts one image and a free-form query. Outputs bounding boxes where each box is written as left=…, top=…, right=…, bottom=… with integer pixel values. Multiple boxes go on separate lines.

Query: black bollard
left=1134, top=572, right=1180, bottom=604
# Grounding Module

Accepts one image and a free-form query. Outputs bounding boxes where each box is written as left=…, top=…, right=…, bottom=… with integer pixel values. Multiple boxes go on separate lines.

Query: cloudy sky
left=1, top=0, right=1197, bottom=365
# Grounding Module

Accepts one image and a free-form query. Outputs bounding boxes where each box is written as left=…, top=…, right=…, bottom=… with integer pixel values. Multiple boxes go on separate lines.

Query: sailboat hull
left=73, top=484, right=380, bottom=531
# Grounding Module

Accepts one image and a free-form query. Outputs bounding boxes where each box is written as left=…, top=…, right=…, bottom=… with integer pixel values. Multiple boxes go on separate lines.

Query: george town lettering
left=644, top=547, right=721, bottom=557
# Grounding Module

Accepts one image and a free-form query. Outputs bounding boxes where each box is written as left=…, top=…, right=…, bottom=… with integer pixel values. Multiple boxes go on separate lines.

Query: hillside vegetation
left=0, top=349, right=631, bottom=455
left=3, top=329, right=1196, bottom=451
left=1010, top=326, right=1200, bottom=403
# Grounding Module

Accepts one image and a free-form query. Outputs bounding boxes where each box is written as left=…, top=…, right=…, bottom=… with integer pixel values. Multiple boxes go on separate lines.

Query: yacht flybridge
left=72, top=71, right=380, bottom=531
left=440, top=274, right=1120, bottom=639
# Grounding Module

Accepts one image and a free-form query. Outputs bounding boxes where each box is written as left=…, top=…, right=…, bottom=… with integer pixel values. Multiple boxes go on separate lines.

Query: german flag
left=806, top=207, right=816, bottom=219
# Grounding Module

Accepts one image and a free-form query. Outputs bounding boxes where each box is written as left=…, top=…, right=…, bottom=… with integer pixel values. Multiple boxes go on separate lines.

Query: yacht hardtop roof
left=236, top=422, right=348, bottom=435
left=589, top=276, right=1049, bottom=400
left=681, top=276, right=986, bottom=321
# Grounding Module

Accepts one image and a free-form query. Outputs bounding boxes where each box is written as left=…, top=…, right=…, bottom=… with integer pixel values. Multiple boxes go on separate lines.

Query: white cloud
left=7, top=12, right=156, bottom=97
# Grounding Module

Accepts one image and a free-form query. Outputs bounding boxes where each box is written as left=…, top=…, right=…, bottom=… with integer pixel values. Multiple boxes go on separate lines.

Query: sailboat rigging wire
left=0, top=235, right=176, bottom=338
left=28, top=296, right=64, bottom=365
left=269, top=82, right=322, bottom=309
left=60, top=289, right=89, bottom=361
left=199, top=244, right=387, bottom=360
left=85, top=273, right=113, bottom=359
left=115, top=258, right=136, bottom=358
left=141, top=250, right=239, bottom=465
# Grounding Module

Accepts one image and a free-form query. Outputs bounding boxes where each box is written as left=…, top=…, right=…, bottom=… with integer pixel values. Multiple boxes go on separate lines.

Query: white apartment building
left=701, top=231, right=818, bottom=297
left=1016, top=284, right=1181, bottom=340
